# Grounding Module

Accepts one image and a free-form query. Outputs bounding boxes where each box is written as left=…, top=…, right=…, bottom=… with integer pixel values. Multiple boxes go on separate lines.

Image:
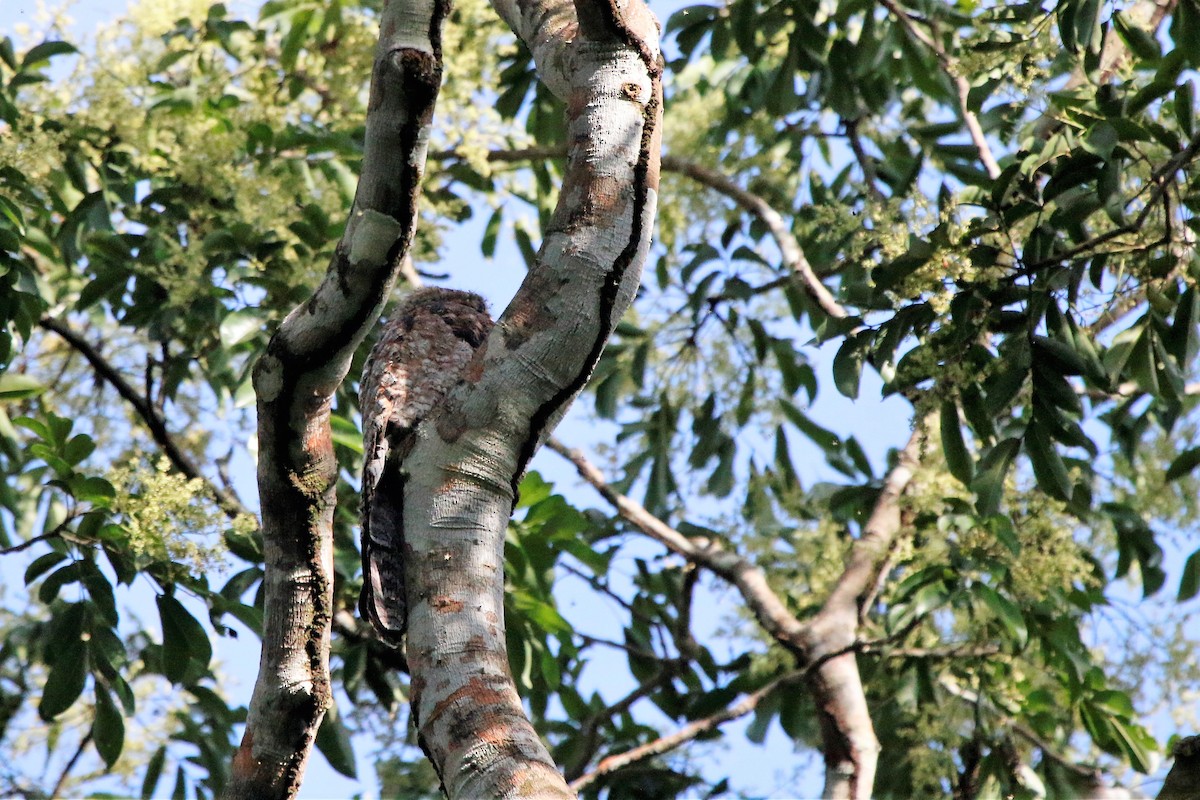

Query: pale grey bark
left=387, top=0, right=661, bottom=796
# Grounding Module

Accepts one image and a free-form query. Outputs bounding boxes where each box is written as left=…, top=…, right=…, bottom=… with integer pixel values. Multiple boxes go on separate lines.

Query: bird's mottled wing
left=358, top=290, right=493, bottom=645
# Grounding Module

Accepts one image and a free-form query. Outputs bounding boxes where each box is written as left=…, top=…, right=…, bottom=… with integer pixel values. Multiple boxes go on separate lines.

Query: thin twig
left=568, top=670, right=808, bottom=793
left=563, top=667, right=679, bottom=781
left=49, top=730, right=93, bottom=800
left=877, top=0, right=1001, bottom=180
left=0, top=529, right=63, bottom=556
left=548, top=437, right=810, bottom=653
left=662, top=155, right=850, bottom=320
left=429, top=147, right=851, bottom=321
left=37, top=317, right=250, bottom=522
left=862, top=642, right=1002, bottom=660
left=0, top=516, right=88, bottom=556
left=845, top=118, right=887, bottom=203
left=1041, top=132, right=1200, bottom=273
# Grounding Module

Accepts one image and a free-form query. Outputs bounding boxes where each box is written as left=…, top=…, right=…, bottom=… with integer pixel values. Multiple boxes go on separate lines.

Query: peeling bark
left=224, top=0, right=449, bottom=796
left=389, top=0, right=662, bottom=795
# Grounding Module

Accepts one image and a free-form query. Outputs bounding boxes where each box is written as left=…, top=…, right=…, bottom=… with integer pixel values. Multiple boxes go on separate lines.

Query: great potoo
left=359, top=287, right=493, bottom=645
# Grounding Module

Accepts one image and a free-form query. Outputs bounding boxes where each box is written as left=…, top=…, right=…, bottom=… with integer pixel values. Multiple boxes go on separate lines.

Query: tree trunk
left=395, top=0, right=662, bottom=795
left=225, top=0, right=450, bottom=795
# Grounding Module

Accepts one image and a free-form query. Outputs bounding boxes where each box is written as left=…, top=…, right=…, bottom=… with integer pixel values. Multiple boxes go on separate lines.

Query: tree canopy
left=1, top=0, right=1200, bottom=797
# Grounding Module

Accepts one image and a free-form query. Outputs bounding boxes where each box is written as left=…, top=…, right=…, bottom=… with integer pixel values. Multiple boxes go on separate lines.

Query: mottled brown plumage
left=358, top=288, right=493, bottom=644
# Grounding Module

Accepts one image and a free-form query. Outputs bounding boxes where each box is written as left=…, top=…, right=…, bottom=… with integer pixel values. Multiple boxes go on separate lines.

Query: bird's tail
left=360, top=467, right=408, bottom=645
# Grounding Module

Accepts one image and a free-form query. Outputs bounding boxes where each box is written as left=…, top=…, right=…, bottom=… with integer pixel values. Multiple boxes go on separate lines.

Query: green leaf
left=940, top=400, right=974, bottom=484
left=1114, top=11, right=1163, bottom=60
left=779, top=400, right=840, bottom=452
left=329, top=414, right=363, bottom=455
left=21, top=40, right=77, bottom=68
left=80, top=561, right=119, bottom=626
left=61, top=433, right=95, bottom=465
left=1108, top=717, right=1154, bottom=773
left=171, top=765, right=186, bottom=800
left=39, top=633, right=88, bottom=719
left=1026, top=421, right=1072, bottom=501
left=25, top=551, right=67, bottom=584
left=1179, top=550, right=1200, bottom=601
left=481, top=207, right=502, bottom=258
left=972, top=583, right=1028, bottom=649
left=0, top=374, right=45, bottom=401
left=985, top=515, right=1021, bottom=555
left=889, top=579, right=951, bottom=632
left=219, top=311, right=261, bottom=347
left=1177, top=0, right=1200, bottom=70
left=0, top=37, right=16, bottom=69
left=39, top=562, right=83, bottom=603
left=833, top=336, right=865, bottom=399
left=142, top=746, right=167, bottom=799
left=157, top=594, right=212, bottom=683
left=1074, top=0, right=1104, bottom=53
left=1031, top=335, right=1087, bottom=376
left=1165, top=446, right=1200, bottom=481
left=1081, top=121, right=1118, bottom=159
left=745, top=690, right=780, bottom=744
left=1127, top=324, right=1160, bottom=394
left=971, top=438, right=1020, bottom=515
left=92, top=684, right=125, bottom=768
left=315, top=701, right=357, bottom=778
left=72, top=475, right=115, bottom=504
left=1092, top=689, right=1135, bottom=718
left=1177, top=81, right=1195, bottom=138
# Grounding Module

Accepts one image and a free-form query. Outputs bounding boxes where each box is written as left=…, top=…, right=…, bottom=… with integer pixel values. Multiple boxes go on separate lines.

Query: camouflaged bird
left=358, top=288, right=493, bottom=645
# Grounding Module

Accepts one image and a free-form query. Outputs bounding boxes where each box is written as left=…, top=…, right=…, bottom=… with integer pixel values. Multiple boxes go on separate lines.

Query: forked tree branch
left=367, top=0, right=662, bottom=795
left=551, top=426, right=925, bottom=799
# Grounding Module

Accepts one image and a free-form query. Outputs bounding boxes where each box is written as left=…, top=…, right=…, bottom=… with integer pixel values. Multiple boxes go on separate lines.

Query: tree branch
left=550, top=425, right=926, bottom=799
left=803, top=426, right=923, bottom=800
left=0, top=527, right=65, bottom=556
left=877, top=0, right=1001, bottom=180
left=547, top=437, right=809, bottom=646
left=226, top=0, right=451, bottom=795
left=660, top=155, right=849, bottom=320
left=568, top=670, right=809, bottom=794
left=562, top=660, right=681, bottom=781
left=429, top=147, right=851, bottom=322
left=37, top=317, right=250, bottom=521
left=381, top=0, right=663, bottom=795
left=49, top=730, right=93, bottom=800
